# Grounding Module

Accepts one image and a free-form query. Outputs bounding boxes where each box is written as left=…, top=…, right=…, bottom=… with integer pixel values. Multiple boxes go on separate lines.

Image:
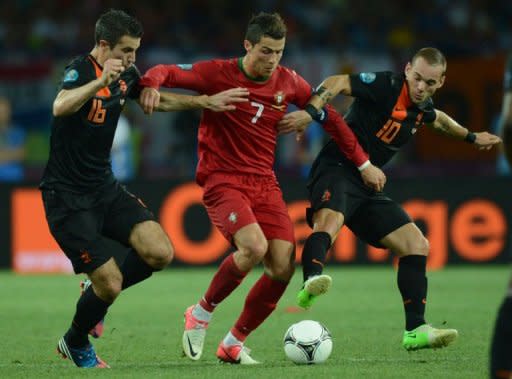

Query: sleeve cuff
left=357, top=160, right=371, bottom=171
left=139, top=76, right=160, bottom=90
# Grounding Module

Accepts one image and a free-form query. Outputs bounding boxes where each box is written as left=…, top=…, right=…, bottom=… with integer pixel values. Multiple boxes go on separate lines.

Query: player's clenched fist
left=100, top=59, right=125, bottom=86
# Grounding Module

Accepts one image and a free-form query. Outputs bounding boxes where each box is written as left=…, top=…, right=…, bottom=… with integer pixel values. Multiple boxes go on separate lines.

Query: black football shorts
left=41, top=181, right=155, bottom=273
left=306, top=162, right=411, bottom=248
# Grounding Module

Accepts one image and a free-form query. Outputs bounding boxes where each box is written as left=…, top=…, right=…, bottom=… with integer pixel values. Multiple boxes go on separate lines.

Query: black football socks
left=397, top=255, right=427, bottom=331
left=121, top=249, right=159, bottom=290
left=490, top=296, right=512, bottom=379
left=65, top=286, right=111, bottom=348
left=302, top=232, right=332, bottom=282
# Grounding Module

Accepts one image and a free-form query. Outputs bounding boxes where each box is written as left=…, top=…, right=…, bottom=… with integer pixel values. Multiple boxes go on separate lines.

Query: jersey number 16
left=87, top=99, right=107, bottom=124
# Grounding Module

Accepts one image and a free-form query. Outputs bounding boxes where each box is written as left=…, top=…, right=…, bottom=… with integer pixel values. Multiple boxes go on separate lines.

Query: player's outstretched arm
left=138, top=87, right=249, bottom=114
left=308, top=74, right=352, bottom=110
left=277, top=75, right=351, bottom=136
left=53, top=59, right=125, bottom=116
left=198, top=87, right=249, bottom=112
left=428, top=110, right=502, bottom=150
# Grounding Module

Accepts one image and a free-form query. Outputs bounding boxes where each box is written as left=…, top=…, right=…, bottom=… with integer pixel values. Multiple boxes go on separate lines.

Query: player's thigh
left=252, top=180, right=294, bottom=244
left=42, top=189, right=116, bottom=274
left=203, top=183, right=258, bottom=243
left=379, top=222, right=429, bottom=257
left=347, top=197, right=412, bottom=249
left=102, top=183, right=156, bottom=246
left=129, top=220, right=174, bottom=266
left=307, top=170, right=359, bottom=231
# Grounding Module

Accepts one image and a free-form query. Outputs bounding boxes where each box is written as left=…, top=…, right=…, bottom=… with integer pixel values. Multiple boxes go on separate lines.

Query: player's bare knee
left=410, top=234, right=429, bottom=256
left=240, top=238, right=268, bottom=263
left=145, top=242, right=174, bottom=269
left=402, top=235, right=429, bottom=256
left=94, top=277, right=122, bottom=303
left=271, top=261, right=295, bottom=281
left=418, top=236, right=430, bottom=256
left=252, top=239, right=269, bottom=259
left=265, top=245, right=295, bottom=280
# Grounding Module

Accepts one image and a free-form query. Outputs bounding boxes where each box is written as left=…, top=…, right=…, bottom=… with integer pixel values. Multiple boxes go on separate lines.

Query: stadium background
left=0, top=0, right=511, bottom=272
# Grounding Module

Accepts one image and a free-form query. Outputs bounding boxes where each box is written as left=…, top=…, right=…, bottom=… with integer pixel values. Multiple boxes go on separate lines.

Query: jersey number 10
left=376, top=119, right=401, bottom=143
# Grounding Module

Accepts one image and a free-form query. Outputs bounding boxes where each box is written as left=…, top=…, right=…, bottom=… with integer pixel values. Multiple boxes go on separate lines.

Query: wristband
left=304, top=104, right=328, bottom=124
left=358, top=160, right=371, bottom=171
left=464, top=131, right=476, bottom=144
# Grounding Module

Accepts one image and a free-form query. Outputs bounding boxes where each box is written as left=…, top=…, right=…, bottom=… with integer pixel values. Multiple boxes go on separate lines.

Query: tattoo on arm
left=438, top=122, right=451, bottom=133
left=315, top=86, right=334, bottom=104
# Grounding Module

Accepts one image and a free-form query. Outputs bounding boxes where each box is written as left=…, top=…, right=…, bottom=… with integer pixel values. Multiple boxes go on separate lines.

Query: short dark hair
left=95, top=9, right=143, bottom=47
left=412, top=47, right=447, bottom=74
left=245, top=12, right=287, bottom=44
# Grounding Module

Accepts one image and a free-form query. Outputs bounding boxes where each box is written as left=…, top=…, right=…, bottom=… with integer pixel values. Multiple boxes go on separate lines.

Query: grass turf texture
left=0, top=266, right=505, bottom=378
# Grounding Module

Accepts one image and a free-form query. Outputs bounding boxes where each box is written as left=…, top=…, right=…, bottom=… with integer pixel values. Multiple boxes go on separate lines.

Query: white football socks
left=223, top=331, right=242, bottom=347
left=192, top=303, right=212, bottom=323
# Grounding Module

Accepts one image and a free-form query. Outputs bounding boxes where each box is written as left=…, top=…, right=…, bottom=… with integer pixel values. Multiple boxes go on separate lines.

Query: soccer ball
left=283, top=320, right=333, bottom=364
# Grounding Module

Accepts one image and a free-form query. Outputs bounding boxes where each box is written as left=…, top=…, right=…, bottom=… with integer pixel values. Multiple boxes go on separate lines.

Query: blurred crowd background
left=0, top=0, right=510, bottom=182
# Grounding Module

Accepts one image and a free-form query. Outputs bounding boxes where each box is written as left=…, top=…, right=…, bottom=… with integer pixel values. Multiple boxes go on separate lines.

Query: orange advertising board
left=10, top=179, right=510, bottom=273
left=11, top=189, right=73, bottom=273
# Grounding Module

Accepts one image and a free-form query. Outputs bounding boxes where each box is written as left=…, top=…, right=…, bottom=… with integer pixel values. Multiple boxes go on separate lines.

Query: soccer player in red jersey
left=139, top=12, right=385, bottom=364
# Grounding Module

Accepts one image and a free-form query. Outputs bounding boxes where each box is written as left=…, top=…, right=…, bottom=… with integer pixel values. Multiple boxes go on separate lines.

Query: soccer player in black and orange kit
left=490, top=54, right=512, bottom=379
left=139, top=12, right=386, bottom=364
left=278, top=47, right=502, bottom=351
left=40, top=9, right=249, bottom=368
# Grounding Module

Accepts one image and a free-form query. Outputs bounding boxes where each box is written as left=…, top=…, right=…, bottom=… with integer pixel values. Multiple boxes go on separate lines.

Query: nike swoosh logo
left=186, top=335, right=198, bottom=357
left=312, top=259, right=324, bottom=267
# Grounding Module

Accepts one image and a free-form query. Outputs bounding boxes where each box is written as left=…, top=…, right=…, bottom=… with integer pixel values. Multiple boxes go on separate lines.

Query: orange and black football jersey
left=317, top=71, right=436, bottom=169
left=41, top=54, right=141, bottom=192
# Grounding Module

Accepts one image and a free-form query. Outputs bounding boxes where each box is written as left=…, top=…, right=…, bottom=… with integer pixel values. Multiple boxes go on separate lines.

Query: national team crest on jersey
left=272, top=91, right=286, bottom=111
left=228, top=212, right=238, bottom=224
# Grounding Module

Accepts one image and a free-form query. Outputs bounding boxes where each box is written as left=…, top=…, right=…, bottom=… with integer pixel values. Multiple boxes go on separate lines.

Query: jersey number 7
left=87, top=99, right=107, bottom=124
left=250, top=101, right=264, bottom=124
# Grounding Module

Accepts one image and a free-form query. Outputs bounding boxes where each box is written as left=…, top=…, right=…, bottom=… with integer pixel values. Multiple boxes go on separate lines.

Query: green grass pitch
left=0, top=266, right=507, bottom=378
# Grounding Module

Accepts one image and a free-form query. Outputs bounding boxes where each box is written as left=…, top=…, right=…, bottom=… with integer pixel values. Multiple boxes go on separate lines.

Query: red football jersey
left=140, top=58, right=368, bottom=184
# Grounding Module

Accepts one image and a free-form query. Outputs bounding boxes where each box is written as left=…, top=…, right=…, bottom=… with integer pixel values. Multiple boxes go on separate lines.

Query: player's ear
left=438, top=74, right=446, bottom=88
left=404, top=62, right=412, bottom=77
left=98, top=39, right=111, bottom=52
left=243, top=40, right=253, bottom=53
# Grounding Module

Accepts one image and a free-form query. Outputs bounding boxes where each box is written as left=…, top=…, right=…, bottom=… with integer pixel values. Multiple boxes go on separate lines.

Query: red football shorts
left=202, top=173, right=295, bottom=244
